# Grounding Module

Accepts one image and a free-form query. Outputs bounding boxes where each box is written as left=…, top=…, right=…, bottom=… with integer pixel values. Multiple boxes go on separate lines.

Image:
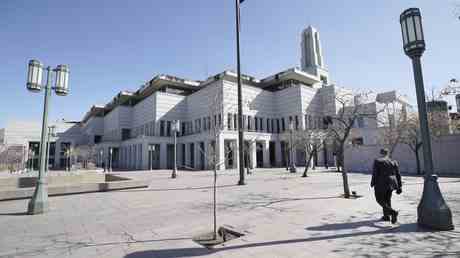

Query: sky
left=1, top=0, right=459, bottom=128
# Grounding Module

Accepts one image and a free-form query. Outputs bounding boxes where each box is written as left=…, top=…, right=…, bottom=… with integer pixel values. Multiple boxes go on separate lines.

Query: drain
left=193, top=226, right=245, bottom=248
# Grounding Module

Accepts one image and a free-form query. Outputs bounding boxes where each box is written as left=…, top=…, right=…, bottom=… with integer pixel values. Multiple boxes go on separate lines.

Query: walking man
left=371, top=148, right=402, bottom=224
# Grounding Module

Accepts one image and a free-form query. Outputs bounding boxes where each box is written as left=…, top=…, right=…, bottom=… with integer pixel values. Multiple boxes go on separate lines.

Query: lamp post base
left=417, top=175, right=454, bottom=231
left=27, top=181, right=49, bottom=215
left=290, top=166, right=297, bottom=173
left=171, top=170, right=177, bottom=178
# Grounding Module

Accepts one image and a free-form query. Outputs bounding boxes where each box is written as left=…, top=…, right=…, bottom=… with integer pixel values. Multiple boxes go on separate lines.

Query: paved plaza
left=0, top=168, right=459, bottom=258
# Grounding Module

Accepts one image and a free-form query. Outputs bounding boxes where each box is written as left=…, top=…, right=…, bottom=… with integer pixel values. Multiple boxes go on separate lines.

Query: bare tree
left=400, top=114, right=423, bottom=174
left=197, top=85, right=234, bottom=240
left=297, top=129, right=329, bottom=177
left=327, top=90, right=380, bottom=198
left=378, top=101, right=409, bottom=157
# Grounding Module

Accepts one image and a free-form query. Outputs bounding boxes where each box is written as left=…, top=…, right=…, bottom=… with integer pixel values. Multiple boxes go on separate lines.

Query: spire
left=301, top=26, right=324, bottom=71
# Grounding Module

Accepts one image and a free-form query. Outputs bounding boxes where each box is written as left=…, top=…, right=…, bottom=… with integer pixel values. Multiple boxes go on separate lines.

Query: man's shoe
left=391, top=211, right=398, bottom=224
left=381, top=216, right=390, bottom=221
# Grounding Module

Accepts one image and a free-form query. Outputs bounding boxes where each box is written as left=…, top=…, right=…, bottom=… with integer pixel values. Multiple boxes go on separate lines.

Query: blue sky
left=1, top=0, right=459, bottom=128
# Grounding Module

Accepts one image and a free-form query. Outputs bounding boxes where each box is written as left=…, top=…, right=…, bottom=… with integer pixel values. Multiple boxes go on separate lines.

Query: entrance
left=148, top=144, right=160, bottom=170
left=189, top=143, right=195, bottom=169
left=256, top=142, right=263, bottom=168
left=167, top=144, right=174, bottom=169
left=269, top=141, right=276, bottom=167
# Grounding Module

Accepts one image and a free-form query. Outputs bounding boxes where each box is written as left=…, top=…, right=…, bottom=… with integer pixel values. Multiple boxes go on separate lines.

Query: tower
left=301, top=26, right=329, bottom=85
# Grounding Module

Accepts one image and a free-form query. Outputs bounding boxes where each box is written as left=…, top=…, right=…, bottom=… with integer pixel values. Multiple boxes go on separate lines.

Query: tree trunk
left=339, top=146, right=351, bottom=198
left=302, top=152, right=313, bottom=177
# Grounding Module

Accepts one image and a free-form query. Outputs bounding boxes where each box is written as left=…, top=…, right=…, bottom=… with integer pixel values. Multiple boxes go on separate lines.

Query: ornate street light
left=171, top=120, right=180, bottom=178
left=26, top=59, right=70, bottom=215
left=400, top=8, right=454, bottom=230
left=289, top=121, right=297, bottom=173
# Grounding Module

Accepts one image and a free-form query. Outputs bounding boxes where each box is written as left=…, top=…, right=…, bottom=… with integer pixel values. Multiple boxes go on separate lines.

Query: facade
left=0, top=26, right=412, bottom=172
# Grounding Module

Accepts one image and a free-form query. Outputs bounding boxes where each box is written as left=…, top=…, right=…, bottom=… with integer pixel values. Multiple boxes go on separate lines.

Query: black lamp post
left=400, top=8, right=454, bottom=230
left=236, top=0, right=245, bottom=185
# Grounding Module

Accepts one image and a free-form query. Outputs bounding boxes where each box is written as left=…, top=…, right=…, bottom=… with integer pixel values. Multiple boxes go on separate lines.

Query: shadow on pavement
left=0, top=211, right=29, bottom=216
left=124, top=222, right=424, bottom=258
left=120, top=184, right=237, bottom=192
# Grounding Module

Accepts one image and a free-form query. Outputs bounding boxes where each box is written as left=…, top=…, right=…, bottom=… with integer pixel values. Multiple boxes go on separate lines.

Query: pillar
left=263, top=140, right=270, bottom=168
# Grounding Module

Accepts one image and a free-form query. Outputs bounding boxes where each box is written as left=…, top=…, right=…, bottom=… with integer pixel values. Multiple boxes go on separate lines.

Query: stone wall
left=344, top=134, right=460, bottom=175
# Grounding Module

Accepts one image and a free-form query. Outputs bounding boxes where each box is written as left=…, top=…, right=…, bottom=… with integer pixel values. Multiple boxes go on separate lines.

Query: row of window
left=226, top=114, right=327, bottom=132
left=118, top=113, right=331, bottom=141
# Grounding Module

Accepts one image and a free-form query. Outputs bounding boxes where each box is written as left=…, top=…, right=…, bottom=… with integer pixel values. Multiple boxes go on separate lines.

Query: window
left=166, top=121, right=171, bottom=136
left=254, top=117, right=258, bottom=131
left=228, top=113, right=232, bottom=130
left=207, top=116, right=211, bottom=130
left=271, top=119, right=275, bottom=133
left=234, top=114, right=238, bottom=130
left=248, top=116, right=252, bottom=131
left=218, top=114, right=222, bottom=127
left=260, top=117, right=264, bottom=131
left=358, top=116, right=364, bottom=128
left=276, top=119, right=280, bottom=133
left=267, top=118, right=270, bottom=133
left=160, top=121, right=165, bottom=136
left=282, top=118, right=286, bottom=131
left=295, top=116, right=299, bottom=130
left=352, top=137, right=364, bottom=145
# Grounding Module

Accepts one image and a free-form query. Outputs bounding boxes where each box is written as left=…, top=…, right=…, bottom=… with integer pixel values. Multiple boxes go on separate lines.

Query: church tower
left=301, top=26, right=329, bottom=85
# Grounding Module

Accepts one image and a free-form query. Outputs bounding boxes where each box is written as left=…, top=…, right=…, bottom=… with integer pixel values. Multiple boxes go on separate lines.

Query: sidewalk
left=0, top=168, right=458, bottom=258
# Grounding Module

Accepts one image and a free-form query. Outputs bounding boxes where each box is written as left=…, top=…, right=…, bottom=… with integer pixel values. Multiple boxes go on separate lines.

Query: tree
left=378, top=101, right=409, bottom=157
left=400, top=114, right=423, bottom=175
left=296, top=129, right=329, bottom=177
left=197, top=85, right=234, bottom=240
left=327, top=90, right=378, bottom=198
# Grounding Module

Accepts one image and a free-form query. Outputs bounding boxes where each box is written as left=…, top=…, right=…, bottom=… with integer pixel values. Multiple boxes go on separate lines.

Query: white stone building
left=0, top=26, right=414, bottom=171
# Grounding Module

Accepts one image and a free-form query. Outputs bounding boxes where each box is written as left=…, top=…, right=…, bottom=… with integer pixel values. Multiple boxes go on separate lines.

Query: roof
left=81, top=67, right=322, bottom=121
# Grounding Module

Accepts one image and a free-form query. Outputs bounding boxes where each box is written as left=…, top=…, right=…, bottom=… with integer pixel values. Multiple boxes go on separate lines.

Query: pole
left=236, top=0, right=245, bottom=185
left=411, top=56, right=454, bottom=230
left=289, top=127, right=296, bottom=173
left=172, top=127, right=177, bottom=178
left=45, top=127, right=51, bottom=173
left=27, top=67, right=51, bottom=214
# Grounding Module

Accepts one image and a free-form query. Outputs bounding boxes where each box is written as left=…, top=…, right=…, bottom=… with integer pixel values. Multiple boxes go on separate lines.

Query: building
left=1, top=26, right=409, bottom=172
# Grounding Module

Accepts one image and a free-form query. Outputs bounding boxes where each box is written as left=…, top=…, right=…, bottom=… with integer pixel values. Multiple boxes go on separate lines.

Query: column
left=203, top=140, right=209, bottom=170
left=195, top=141, right=201, bottom=170
left=263, top=140, right=270, bottom=168
left=250, top=140, right=257, bottom=169
left=275, top=140, right=282, bottom=167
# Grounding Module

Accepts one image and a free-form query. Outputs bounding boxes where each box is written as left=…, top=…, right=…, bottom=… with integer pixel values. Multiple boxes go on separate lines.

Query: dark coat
left=371, top=157, right=402, bottom=191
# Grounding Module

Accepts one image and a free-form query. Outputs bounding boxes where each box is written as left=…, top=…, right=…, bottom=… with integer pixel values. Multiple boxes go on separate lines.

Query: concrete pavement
left=0, top=168, right=459, bottom=258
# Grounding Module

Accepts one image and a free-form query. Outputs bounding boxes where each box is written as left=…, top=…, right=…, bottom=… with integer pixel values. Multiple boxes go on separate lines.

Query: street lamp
left=171, top=120, right=180, bottom=178
left=400, top=8, right=454, bottom=230
left=108, top=147, right=113, bottom=172
left=289, top=121, right=297, bottom=173
left=26, top=59, right=70, bottom=215
left=45, top=126, right=56, bottom=172
left=236, top=0, right=245, bottom=185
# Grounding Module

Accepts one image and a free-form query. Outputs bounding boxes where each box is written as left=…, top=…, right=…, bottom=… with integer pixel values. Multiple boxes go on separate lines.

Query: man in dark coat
left=371, top=148, right=402, bottom=224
